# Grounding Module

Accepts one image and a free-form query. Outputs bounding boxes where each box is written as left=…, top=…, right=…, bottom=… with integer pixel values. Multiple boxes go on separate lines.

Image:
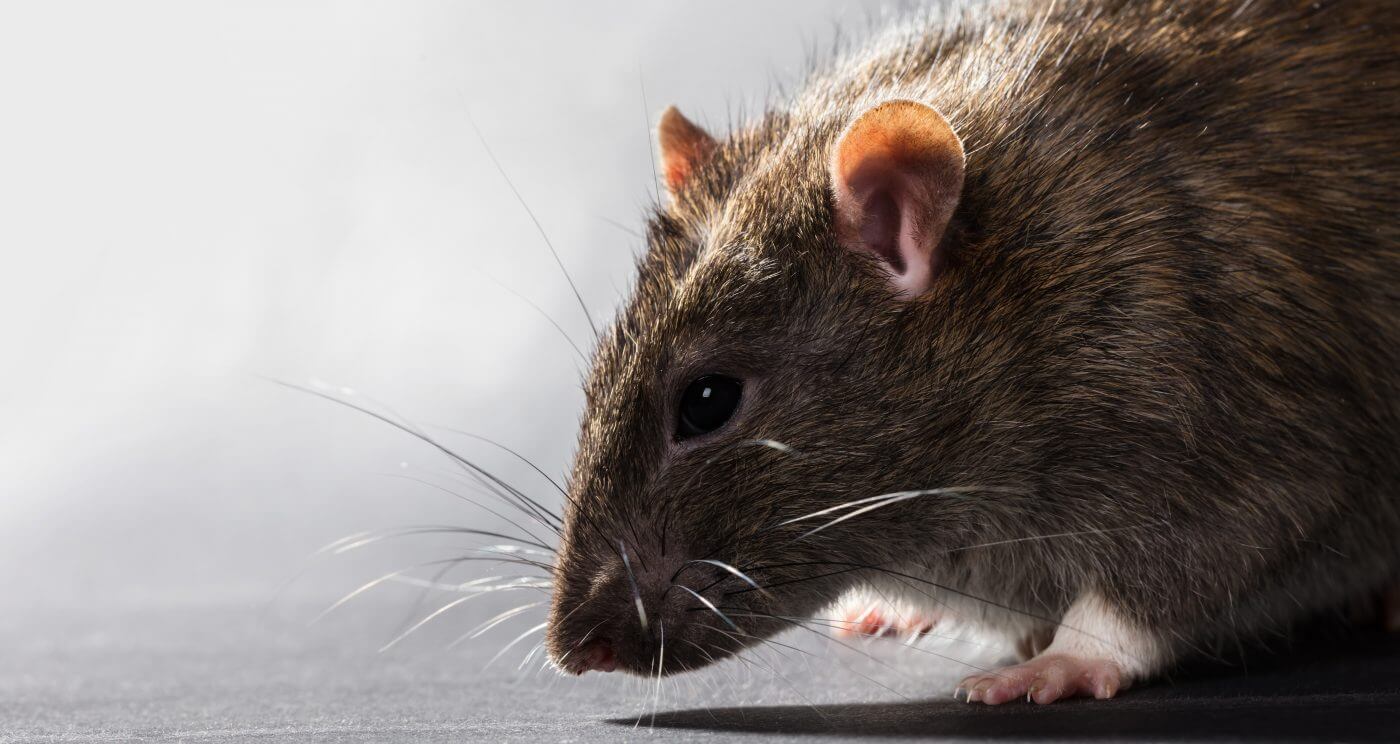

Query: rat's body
left=545, top=0, right=1399, bottom=703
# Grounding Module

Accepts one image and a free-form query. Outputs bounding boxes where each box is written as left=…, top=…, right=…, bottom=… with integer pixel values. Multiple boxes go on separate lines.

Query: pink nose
left=576, top=639, right=618, bottom=674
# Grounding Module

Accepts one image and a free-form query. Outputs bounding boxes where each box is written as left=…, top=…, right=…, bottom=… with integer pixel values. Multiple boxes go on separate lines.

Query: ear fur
left=658, top=106, right=717, bottom=193
left=829, top=100, right=965, bottom=297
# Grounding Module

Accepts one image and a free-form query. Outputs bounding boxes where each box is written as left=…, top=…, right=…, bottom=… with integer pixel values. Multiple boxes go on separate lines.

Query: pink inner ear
left=836, top=166, right=935, bottom=298
left=860, top=189, right=905, bottom=273
left=829, top=100, right=965, bottom=299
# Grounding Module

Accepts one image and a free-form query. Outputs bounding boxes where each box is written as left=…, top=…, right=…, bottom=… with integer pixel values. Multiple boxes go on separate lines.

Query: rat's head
left=546, top=100, right=986, bottom=676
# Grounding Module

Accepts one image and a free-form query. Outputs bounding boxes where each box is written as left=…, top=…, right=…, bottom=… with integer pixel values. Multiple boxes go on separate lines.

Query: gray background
left=0, top=0, right=896, bottom=615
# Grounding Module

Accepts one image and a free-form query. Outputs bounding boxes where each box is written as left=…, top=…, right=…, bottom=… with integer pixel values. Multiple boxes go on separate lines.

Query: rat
left=542, top=0, right=1399, bottom=705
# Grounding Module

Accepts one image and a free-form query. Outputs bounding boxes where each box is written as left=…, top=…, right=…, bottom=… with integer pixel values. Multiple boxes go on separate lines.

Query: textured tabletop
left=4, top=601, right=1397, bottom=743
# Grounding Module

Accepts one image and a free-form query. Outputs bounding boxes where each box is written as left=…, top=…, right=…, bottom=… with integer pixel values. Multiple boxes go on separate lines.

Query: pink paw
left=836, top=604, right=938, bottom=638
left=958, top=653, right=1126, bottom=705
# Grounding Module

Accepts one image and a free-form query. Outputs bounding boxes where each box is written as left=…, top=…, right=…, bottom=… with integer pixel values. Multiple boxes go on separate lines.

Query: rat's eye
left=677, top=375, right=742, bottom=438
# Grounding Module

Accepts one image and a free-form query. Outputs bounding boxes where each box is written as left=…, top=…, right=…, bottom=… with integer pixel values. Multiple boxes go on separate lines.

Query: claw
left=957, top=653, right=1127, bottom=705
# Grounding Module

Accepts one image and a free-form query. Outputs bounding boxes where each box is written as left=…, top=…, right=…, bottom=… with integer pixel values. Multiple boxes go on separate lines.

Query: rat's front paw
left=834, top=601, right=940, bottom=638
left=957, top=653, right=1127, bottom=705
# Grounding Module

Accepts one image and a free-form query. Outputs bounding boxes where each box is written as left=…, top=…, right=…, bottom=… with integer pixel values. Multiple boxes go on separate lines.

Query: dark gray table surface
left=3, top=600, right=1397, bottom=743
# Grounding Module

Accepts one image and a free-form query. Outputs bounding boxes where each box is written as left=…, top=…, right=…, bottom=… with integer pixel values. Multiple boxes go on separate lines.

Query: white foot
left=957, top=591, right=1164, bottom=705
left=959, top=653, right=1125, bottom=704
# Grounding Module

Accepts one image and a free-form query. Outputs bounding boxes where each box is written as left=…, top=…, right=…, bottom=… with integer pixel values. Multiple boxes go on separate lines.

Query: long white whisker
left=311, top=568, right=415, bottom=625
left=716, top=622, right=890, bottom=711
left=797, top=487, right=1007, bottom=540
left=484, top=622, right=548, bottom=670
left=312, top=563, right=507, bottom=625
left=675, top=586, right=739, bottom=631
left=517, top=641, right=545, bottom=670
left=386, top=575, right=551, bottom=593
left=477, top=544, right=555, bottom=558
left=650, top=620, right=665, bottom=730
left=327, top=526, right=553, bottom=555
left=311, top=530, right=376, bottom=556
left=685, top=559, right=768, bottom=596
left=943, top=521, right=1165, bottom=553
left=619, top=542, right=649, bottom=633
left=780, top=486, right=1021, bottom=531
left=776, top=493, right=897, bottom=526
left=451, top=601, right=546, bottom=646
left=379, top=594, right=483, bottom=652
left=375, top=579, right=542, bottom=652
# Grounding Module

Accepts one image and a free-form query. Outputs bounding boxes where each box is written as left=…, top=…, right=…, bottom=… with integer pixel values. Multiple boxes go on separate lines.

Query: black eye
left=677, top=375, right=743, bottom=438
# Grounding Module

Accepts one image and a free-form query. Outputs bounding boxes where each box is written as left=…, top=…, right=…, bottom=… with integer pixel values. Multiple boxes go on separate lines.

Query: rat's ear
left=829, top=100, right=965, bottom=298
left=658, top=106, right=717, bottom=193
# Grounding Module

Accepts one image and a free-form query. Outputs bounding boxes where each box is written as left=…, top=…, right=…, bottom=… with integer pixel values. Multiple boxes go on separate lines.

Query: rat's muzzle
left=546, top=547, right=783, bottom=677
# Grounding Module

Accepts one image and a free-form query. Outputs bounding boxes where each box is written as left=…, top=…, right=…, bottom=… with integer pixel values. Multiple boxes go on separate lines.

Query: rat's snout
left=573, top=639, right=617, bottom=674
left=547, top=547, right=757, bottom=677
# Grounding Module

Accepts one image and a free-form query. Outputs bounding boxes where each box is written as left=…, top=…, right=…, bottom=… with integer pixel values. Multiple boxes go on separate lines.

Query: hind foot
left=958, top=653, right=1126, bottom=705
left=835, top=602, right=940, bottom=638
left=956, top=591, right=1164, bottom=705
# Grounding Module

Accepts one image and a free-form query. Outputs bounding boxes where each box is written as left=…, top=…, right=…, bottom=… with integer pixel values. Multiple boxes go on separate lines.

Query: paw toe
left=839, top=604, right=939, bottom=639
left=957, top=654, right=1126, bottom=705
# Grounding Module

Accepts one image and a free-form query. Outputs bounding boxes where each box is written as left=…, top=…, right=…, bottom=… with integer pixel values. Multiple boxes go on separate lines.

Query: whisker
left=265, top=378, right=563, bottom=533
left=682, top=559, right=769, bottom=597
left=517, top=641, right=546, bottom=671
left=619, top=542, right=649, bottom=633
left=775, top=494, right=905, bottom=526
left=708, top=621, right=908, bottom=703
left=638, top=67, right=661, bottom=205
left=723, top=614, right=917, bottom=700
left=326, top=525, right=555, bottom=555
left=674, top=585, right=739, bottom=631
left=391, top=559, right=468, bottom=634
left=728, top=610, right=1002, bottom=675
left=674, top=636, right=720, bottom=665
left=734, top=560, right=1120, bottom=655
left=707, top=612, right=898, bottom=676
left=727, top=564, right=870, bottom=595
left=553, top=610, right=621, bottom=674
left=596, top=214, right=644, bottom=239
left=777, top=486, right=1019, bottom=530
left=650, top=620, right=665, bottom=729
left=716, top=630, right=843, bottom=716
left=475, top=271, right=587, bottom=363
left=942, top=521, right=1166, bottom=554
left=313, top=562, right=519, bottom=625
left=450, top=601, right=547, bottom=647
left=386, top=574, right=551, bottom=593
left=792, top=611, right=1005, bottom=652
left=434, top=426, right=569, bottom=498
left=484, top=621, right=548, bottom=670
left=795, top=487, right=1008, bottom=540
left=708, top=627, right=830, bottom=716
left=377, top=473, right=556, bottom=551
left=379, top=593, right=488, bottom=652
left=465, top=114, right=598, bottom=340
left=476, top=544, right=555, bottom=559
left=633, top=642, right=654, bottom=730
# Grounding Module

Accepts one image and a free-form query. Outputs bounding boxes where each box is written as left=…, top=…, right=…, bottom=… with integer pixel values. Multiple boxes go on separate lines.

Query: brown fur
left=546, top=0, right=1400, bottom=683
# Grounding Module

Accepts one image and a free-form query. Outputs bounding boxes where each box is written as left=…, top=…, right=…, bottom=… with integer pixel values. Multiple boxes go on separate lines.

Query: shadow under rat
left=609, top=629, right=1400, bottom=741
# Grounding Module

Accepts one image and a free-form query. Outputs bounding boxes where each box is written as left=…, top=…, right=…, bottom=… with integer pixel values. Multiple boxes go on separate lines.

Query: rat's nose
left=575, top=639, right=618, bottom=674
